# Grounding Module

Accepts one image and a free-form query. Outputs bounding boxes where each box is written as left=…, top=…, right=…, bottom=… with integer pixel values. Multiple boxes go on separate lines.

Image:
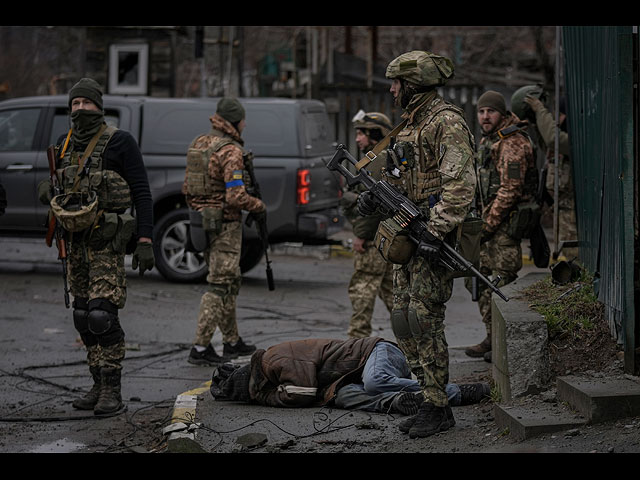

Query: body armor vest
left=384, top=101, right=473, bottom=208
left=185, top=128, right=248, bottom=197
left=478, top=125, right=537, bottom=206
left=55, top=125, right=132, bottom=214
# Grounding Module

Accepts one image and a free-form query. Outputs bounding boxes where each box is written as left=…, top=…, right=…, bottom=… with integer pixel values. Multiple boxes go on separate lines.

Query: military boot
left=408, top=403, right=451, bottom=439
left=72, top=366, right=101, bottom=410
left=94, top=367, right=124, bottom=415
left=391, top=392, right=424, bottom=416
left=398, top=414, right=417, bottom=434
left=464, top=336, right=491, bottom=358
left=223, top=337, right=256, bottom=358
left=459, top=383, right=491, bottom=405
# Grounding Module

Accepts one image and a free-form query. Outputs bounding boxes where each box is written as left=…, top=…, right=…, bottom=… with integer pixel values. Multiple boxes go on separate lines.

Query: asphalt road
left=0, top=233, right=499, bottom=453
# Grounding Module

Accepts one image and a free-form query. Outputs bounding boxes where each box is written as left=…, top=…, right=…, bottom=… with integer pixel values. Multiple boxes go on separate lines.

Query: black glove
left=356, top=191, right=379, bottom=217
left=250, top=209, right=267, bottom=224
left=416, top=231, right=443, bottom=262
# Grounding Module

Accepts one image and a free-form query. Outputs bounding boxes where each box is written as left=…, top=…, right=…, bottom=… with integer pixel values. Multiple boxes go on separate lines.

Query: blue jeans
left=333, top=341, right=461, bottom=412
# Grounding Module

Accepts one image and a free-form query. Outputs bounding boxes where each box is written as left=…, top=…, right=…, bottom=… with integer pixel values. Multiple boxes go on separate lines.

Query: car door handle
left=6, top=164, right=34, bottom=171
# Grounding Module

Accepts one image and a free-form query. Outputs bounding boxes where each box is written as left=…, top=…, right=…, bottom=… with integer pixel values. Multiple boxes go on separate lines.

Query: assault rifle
left=327, top=145, right=509, bottom=302
left=244, top=152, right=275, bottom=291
left=45, top=145, right=70, bottom=308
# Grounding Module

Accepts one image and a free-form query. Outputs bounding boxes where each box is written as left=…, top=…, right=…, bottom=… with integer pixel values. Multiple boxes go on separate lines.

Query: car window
left=0, top=108, right=41, bottom=151
left=49, top=108, right=121, bottom=146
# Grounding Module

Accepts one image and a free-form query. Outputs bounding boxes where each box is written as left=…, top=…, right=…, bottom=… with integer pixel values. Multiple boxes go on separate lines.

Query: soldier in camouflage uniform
left=183, top=98, right=265, bottom=366
left=341, top=111, right=394, bottom=338
left=38, top=78, right=155, bottom=415
left=516, top=88, right=577, bottom=260
left=465, top=91, right=536, bottom=361
left=357, top=51, right=476, bottom=438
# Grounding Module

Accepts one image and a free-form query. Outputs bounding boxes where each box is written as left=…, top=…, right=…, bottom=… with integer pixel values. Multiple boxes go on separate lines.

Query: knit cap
left=68, top=78, right=104, bottom=110
left=477, top=90, right=507, bottom=116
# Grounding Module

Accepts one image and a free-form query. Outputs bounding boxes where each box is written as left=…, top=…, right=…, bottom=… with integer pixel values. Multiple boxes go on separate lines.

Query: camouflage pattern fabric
left=393, top=257, right=454, bottom=407
left=532, top=103, right=577, bottom=258
left=193, top=221, right=242, bottom=346
left=182, top=114, right=265, bottom=221
left=383, top=90, right=476, bottom=407
left=478, top=113, right=536, bottom=233
left=347, top=244, right=394, bottom=338
left=477, top=225, right=521, bottom=335
left=476, top=112, right=534, bottom=335
left=68, top=237, right=127, bottom=309
left=85, top=342, right=126, bottom=371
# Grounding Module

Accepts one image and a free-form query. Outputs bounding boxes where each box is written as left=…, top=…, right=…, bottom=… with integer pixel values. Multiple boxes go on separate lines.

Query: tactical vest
left=477, top=124, right=538, bottom=206
left=55, top=125, right=132, bottom=214
left=185, top=128, right=249, bottom=197
left=384, top=101, right=474, bottom=208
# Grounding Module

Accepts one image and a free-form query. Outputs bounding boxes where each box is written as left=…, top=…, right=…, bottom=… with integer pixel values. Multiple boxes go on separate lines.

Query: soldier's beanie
left=68, top=78, right=103, bottom=111
left=477, top=90, right=507, bottom=116
left=217, top=97, right=245, bottom=124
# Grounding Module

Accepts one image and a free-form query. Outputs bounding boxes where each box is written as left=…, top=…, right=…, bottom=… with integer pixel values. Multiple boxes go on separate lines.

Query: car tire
left=153, top=208, right=267, bottom=283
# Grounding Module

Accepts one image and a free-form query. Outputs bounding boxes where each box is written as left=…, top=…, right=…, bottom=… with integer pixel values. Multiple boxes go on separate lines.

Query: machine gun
left=244, top=152, right=275, bottom=291
left=327, top=145, right=509, bottom=302
left=44, top=145, right=70, bottom=308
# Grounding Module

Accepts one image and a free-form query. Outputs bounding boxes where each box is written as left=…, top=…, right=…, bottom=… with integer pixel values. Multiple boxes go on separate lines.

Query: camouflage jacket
left=382, top=91, right=476, bottom=241
left=478, top=113, right=535, bottom=232
left=182, top=114, right=265, bottom=222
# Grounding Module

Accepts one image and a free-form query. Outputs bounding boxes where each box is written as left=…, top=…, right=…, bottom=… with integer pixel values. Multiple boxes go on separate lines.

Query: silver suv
left=0, top=95, right=344, bottom=282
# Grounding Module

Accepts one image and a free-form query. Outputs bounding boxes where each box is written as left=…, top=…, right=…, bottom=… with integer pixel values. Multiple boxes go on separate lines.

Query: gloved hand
left=524, top=95, right=544, bottom=113
left=356, top=191, right=379, bottom=216
left=480, top=225, right=494, bottom=245
left=250, top=209, right=267, bottom=224
left=416, top=231, right=442, bottom=262
left=37, top=179, right=52, bottom=205
left=132, top=241, right=155, bottom=276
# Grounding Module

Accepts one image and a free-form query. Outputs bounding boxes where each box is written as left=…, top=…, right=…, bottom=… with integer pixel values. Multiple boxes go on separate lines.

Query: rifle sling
left=355, top=119, right=408, bottom=171
left=69, top=124, right=108, bottom=193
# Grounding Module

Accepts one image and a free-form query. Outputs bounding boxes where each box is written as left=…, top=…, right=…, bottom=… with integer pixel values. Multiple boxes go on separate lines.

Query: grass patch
left=518, top=268, right=603, bottom=341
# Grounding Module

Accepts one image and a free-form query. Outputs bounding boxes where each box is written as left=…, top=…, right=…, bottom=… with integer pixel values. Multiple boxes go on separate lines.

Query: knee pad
left=72, top=298, right=98, bottom=347
left=408, top=308, right=423, bottom=337
left=87, top=299, right=124, bottom=347
left=390, top=310, right=412, bottom=340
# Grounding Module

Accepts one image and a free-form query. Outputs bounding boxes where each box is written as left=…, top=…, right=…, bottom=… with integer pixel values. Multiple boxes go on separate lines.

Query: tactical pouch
left=446, top=215, right=483, bottom=279
left=88, top=212, right=119, bottom=250
left=202, top=207, right=223, bottom=235
left=374, top=217, right=417, bottom=265
left=185, top=148, right=209, bottom=196
left=505, top=201, right=541, bottom=240
left=188, top=208, right=208, bottom=252
left=111, top=213, right=136, bottom=253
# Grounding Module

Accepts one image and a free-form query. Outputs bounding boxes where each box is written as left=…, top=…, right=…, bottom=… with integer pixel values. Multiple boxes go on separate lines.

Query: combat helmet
left=352, top=110, right=392, bottom=137
left=511, top=84, right=547, bottom=122
left=50, top=191, right=99, bottom=232
left=386, top=51, right=454, bottom=88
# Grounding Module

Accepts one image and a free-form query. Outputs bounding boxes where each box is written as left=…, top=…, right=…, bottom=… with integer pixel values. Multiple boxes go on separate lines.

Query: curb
left=166, top=381, right=211, bottom=453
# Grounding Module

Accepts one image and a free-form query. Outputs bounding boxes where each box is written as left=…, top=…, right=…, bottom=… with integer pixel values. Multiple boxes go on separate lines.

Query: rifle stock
left=327, top=144, right=509, bottom=302
left=46, top=145, right=70, bottom=308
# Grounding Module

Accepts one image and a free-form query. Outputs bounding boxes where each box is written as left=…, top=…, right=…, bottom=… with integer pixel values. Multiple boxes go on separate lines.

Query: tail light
left=297, top=169, right=310, bottom=205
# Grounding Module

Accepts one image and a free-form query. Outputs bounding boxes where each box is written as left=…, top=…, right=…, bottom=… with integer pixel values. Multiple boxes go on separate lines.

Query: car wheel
left=153, top=208, right=207, bottom=283
left=153, top=208, right=267, bottom=283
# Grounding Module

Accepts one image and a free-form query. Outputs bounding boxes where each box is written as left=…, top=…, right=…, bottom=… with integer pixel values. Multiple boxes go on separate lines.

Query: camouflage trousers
left=68, top=236, right=127, bottom=370
left=193, top=221, right=242, bottom=346
left=347, top=244, right=394, bottom=338
left=546, top=158, right=578, bottom=259
left=477, top=224, right=521, bottom=336
left=392, top=256, right=453, bottom=407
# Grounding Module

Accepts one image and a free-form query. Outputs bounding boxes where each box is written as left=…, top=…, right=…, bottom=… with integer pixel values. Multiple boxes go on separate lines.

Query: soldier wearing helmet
left=512, top=85, right=577, bottom=260
left=341, top=110, right=394, bottom=339
left=357, top=51, right=476, bottom=438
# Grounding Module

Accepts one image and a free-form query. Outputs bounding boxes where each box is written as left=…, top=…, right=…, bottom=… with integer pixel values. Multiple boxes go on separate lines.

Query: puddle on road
left=29, top=438, right=86, bottom=453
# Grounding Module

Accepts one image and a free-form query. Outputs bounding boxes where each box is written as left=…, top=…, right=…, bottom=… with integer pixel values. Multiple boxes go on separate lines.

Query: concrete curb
left=166, top=381, right=211, bottom=453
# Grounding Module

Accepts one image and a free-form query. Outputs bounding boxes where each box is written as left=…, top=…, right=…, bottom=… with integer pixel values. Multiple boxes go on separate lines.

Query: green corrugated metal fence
left=562, top=26, right=637, bottom=374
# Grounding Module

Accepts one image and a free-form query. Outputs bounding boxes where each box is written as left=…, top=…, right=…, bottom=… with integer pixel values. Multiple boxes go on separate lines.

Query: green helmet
left=511, top=85, right=546, bottom=122
left=386, top=51, right=454, bottom=88
left=352, top=110, right=392, bottom=136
